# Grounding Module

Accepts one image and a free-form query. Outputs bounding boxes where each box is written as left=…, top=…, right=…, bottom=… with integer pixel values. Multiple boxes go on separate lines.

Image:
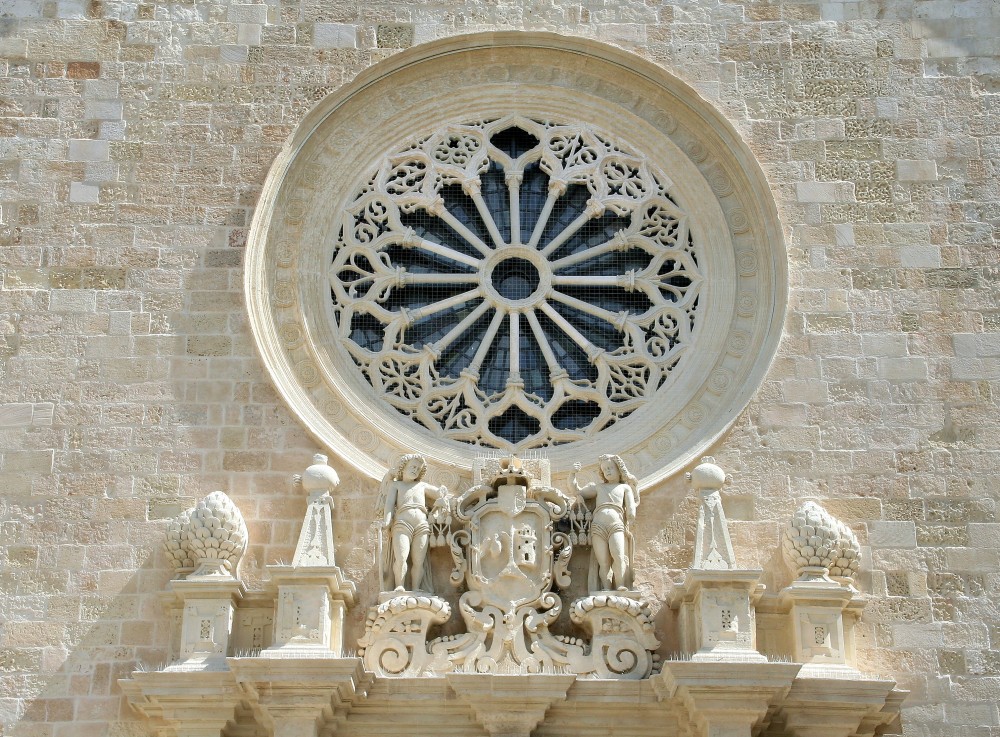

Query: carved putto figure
left=570, top=455, right=640, bottom=592
left=378, top=454, right=450, bottom=592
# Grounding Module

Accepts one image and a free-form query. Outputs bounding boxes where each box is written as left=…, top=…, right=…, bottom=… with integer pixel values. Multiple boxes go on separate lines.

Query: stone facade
left=0, top=0, right=998, bottom=736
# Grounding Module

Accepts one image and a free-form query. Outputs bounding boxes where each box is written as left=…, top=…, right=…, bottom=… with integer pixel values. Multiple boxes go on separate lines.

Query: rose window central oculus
left=491, top=257, right=541, bottom=302
left=330, top=116, right=703, bottom=449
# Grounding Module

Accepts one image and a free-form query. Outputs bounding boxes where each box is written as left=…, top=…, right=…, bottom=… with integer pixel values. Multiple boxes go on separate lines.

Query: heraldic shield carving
left=360, top=455, right=660, bottom=678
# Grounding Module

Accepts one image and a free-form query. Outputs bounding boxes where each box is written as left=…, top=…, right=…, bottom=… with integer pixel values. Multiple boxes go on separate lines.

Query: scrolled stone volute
left=782, top=500, right=860, bottom=583
left=163, top=508, right=195, bottom=576
left=185, top=491, right=249, bottom=579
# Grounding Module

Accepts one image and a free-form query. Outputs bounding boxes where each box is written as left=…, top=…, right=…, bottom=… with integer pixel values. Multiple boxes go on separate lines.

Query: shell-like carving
left=782, top=500, right=860, bottom=583
left=164, top=508, right=195, bottom=574
left=185, top=491, right=249, bottom=578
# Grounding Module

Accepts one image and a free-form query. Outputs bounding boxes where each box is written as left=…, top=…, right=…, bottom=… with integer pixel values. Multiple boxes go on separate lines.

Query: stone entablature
left=121, top=454, right=904, bottom=737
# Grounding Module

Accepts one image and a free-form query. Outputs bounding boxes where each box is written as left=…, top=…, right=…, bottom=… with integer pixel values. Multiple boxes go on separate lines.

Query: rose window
left=330, top=117, right=702, bottom=449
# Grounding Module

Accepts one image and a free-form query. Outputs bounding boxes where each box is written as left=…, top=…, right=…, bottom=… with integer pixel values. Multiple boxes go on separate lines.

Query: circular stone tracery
left=330, top=117, right=702, bottom=448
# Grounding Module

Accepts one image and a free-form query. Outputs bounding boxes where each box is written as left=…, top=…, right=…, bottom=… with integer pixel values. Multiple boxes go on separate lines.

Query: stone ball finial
left=298, top=452, right=340, bottom=496
left=782, top=500, right=860, bottom=584
left=164, top=508, right=196, bottom=575
left=185, top=491, right=249, bottom=579
left=686, top=456, right=726, bottom=492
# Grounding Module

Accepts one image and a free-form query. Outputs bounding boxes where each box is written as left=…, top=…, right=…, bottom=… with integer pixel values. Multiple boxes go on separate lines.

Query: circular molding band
left=245, top=32, right=787, bottom=486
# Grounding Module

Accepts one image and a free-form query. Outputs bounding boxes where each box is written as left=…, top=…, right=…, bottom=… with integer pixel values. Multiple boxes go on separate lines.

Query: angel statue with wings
left=377, top=454, right=450, bottom=593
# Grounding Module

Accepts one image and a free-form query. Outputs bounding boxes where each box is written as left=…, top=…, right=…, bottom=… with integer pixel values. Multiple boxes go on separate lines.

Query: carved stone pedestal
left=170, top=577, right=246, bottom=669
left=779, top=578, right=863, bottom=676
left=446, top=673, right=576, bottom=737
left=265, top=565, right=356, bottom=655
left=229, top=657, right=369, bottom=737
left=671, top=569, right=766, bottom=662
left=358, top=593, right=452, bottom=676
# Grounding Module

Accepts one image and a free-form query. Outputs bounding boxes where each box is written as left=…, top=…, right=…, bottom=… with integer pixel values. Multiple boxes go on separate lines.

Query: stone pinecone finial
left=185, top=491, right=249, bottom=579
left=782, top=500, right=860, bottom=584
left=164, top=508, right=196, bottom=574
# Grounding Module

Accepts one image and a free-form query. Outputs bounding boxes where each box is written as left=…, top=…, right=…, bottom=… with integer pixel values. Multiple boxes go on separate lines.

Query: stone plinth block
left=779, top=579, right=863, bottom=675
left=168, top=577, right=246, bottom=668
left=265, top=565, right=356, bottom=656
left=671, top=569, right=766, bottom=662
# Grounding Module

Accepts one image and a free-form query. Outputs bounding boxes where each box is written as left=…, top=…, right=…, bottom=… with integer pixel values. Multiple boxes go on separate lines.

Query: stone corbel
left=652, top=661, right=801, bottom=737
left=446, top=673, right=576, bottom=737
left=228, top=657, right=370, bottom=737
left=777, top=677, right=901, bottom=737
left=119, top=670, right=242, bottom=737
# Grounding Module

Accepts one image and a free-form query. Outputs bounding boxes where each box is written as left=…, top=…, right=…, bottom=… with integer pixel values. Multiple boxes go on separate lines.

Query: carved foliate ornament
left=164, top=508, right=196, bottom=575
left=782, top=500, right=860, bottom=583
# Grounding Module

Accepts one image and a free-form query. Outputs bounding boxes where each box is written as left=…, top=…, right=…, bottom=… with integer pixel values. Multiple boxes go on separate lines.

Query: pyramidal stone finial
left=292, top=453, right=339, bottom=567
left=687, top=457, right=735, bottom=570
left=782, top=500, right=861, bottom=584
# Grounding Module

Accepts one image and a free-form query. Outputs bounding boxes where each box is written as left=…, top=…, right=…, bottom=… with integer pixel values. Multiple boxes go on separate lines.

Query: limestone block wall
left=0, top=0, right=998, bottom=735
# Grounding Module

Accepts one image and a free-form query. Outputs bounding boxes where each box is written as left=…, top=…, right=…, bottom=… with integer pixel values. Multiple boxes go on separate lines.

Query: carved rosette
left=185, top=491, right=249, bottom=579
left=782, top=500, right=860, bottom=583
left=570, top=595, right=660, bottom=679
left=358, top=595, right=452, bottom=676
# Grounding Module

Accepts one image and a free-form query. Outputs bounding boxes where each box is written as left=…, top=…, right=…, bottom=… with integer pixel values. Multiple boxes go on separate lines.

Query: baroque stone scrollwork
left=360, top=454, right=660, bottom=678
left=331, top=117, right=701, bottom=451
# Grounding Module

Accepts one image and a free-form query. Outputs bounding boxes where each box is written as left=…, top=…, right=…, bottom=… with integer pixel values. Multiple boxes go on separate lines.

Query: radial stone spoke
left=509, top=312, right=521, bottom=382
left=468, top=188, right=508, bottom=250
left=404, top=273, right=480, bottom=285
left=430, top=300, right=492, bottom=354
left=526, top=185, right=562, bottom=250
left=550, top=290, right=625, bottom=329
left=468, top=308, right=507, bottom=375
left=551, top=232, right=629, bottom=270
left=539, top=209, right=596, bottom=258
left=538, top=301, right=600, bottom=361
left=507, top=174, right=522, bottom=244
left=434, top=205, right=494, bottom=257
left=523, top=309, right=563, bottom=378
left=407, top=234, right=481, bottom=269
left=551, top=274, right=621, bottom=287
left=410, top=288, right=483, bottom=322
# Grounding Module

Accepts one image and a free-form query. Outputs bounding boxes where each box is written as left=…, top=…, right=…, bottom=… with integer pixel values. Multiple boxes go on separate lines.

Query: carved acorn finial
left=164, top=507, right=196, bottom=576
left=185, top=491, right=249, bottom=579
left=782, top=500, right=860, bottom=584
